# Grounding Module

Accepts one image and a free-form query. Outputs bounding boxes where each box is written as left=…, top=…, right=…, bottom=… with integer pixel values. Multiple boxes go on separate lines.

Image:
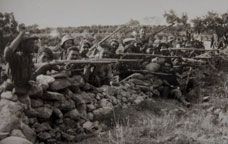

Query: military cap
left=60, top=35, right=74, bottom=47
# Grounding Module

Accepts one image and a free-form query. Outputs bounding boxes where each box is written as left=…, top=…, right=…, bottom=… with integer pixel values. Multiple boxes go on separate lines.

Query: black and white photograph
left=0, top=0, right=228, bottom=143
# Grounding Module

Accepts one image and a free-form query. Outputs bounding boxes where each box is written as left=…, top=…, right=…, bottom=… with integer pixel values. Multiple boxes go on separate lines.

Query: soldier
left=138, top=27, right=150, bottom=53
left=109, top=39, right=119, bottom=56
left=65, top=46, right=84, bottom=75
left=156, top=58, right=190, bottom=107
left=60, top=34, right=76, bottom=59
left=66, top=46, right=81, bottom=60
left=33, top=47, right=62, bottom=77
left=79, top=39, right=92, bottom=58
left=37, top=47, right=54, bottom=63
left=122, top=38, right=141, bottom=53
left=4, top=31, right=38, bottom=108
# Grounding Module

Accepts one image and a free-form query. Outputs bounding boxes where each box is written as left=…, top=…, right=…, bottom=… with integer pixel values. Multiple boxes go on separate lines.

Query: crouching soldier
left=152, top=58, right=190, bottom=107
left=4, top=31, right=38, bottom=108
left=33, top=47, right=62, bottom=76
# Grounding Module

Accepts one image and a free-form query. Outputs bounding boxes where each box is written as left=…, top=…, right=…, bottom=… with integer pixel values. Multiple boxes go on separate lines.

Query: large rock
left=79, top=92, right=95, bottom=104
left=87, top=104, right=96, bottom=112
left=69, top=75, right=85, bottom=88
left=100, top=99, right=113, bottom=109
left=49, top=78, right=72, bottom=91
left=61, top=132, right=75, bottom=142
left=34, top=122, right=51, bottom=133
left=10, top=129, right=25, bottom=138
left=27, top=82, right=43, bottom=97
left=0, top=136, right=32, bottom=144
left=42, top=91, right=64, bottom=101
left=134, top=96, right=144, bottom=104
left=71, top=94, right=85, bottom=105
left=1, top=91, right=17, bottom=102
left=35, top=107, right=53, bottom=119
left=82, top=121, right=94, bottom=131
left=0, top=99, right=23, bottom=133
left=59, top=99, right=75, bottom=112
left=37, top=131, right=52, bottom=141
left=52, top=108, right=63, bottom=119
left=36, top=75, right=55, bottom=90
left=100, top=85, right=118, bottom=97
left=20, top=123, right=36, bottom=143
left=64, top=109, right=81, bottom=120
left=93, top=107, right=113, bottom=120
left=30, top=98, right=44, bottom=108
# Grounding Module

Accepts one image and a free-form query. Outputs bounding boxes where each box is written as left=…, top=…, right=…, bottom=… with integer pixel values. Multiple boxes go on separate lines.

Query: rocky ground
left=0, top=65, right=227, bottom=144
left=78, top=73, right=228, bottom=144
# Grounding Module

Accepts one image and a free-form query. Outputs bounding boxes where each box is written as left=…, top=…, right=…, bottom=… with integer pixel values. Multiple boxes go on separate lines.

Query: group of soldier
left=2, top=26, right=215, bottom=109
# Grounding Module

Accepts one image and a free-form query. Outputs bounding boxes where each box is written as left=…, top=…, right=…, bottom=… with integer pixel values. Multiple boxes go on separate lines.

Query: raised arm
left=4, top=31, right=24, bottom=61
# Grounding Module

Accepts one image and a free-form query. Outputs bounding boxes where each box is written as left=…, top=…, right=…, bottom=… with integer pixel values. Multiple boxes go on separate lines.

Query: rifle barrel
left=129, top=70, right=175, bottom=76
left=119, top=53, right=180, bottom=58
left=161, top=48, right=219, bottom=51
left=49, top=58, right=140, bottom=65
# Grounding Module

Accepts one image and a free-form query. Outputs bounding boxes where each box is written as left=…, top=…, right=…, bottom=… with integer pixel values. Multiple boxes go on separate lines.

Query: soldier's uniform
left=85, top=47, right=114, bottom=87
left=59, top=34, right=75, bottom=60
left=79, top=40, right=92, bottom=58
left=37, top=47, right=54, bottom=63
left=158, top=58, right=190, bottom=107
left=4, top=32, right=39, bottom=109
left=34, top=47, right=61, bottom=77
left=4, top=34, right=38, bottom=95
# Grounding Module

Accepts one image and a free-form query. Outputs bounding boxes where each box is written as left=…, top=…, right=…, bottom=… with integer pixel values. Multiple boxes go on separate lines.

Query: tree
left=191, top=17, right=205, bottom=34
left=163, top=10, right=178, bottom=24
left=0, top=12, right=18, bottom=56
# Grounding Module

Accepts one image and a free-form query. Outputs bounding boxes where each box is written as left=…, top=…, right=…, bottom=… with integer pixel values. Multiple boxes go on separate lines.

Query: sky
left=0, top=0, right=228, bottom=28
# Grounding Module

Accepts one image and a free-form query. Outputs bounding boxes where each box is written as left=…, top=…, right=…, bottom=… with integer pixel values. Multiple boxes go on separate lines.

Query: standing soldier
left=4, top=31, right=38, bottom=108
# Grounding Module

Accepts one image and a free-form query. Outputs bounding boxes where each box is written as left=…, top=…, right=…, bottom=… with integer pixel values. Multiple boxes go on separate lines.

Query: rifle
left=128, top=70, right=177, bottom=76
left=149, top=19, right=177, bottom=37
left=118, top=52, right=180, bottom=58
left=36, top=58, right=140, bottom=70
left=86, top=25, right=127, bottom=57
left=118, top=52, right=211, bottom=63
left=34, top=58, right=140, bottom=76
left=160, top=48, right=219, bottom=52
left=181, top=58, right=207, bottom=64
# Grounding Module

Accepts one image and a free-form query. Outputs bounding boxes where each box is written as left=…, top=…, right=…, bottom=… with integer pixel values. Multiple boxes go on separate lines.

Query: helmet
left=60, top=35, right=74, bottom=47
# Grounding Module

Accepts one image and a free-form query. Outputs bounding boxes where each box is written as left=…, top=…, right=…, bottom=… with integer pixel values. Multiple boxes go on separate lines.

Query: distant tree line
left=1, top=10, right=228, bottom=55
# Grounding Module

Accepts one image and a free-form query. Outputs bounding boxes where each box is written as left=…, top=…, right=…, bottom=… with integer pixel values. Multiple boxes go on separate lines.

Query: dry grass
left=77, top=74, right=228, bottom=144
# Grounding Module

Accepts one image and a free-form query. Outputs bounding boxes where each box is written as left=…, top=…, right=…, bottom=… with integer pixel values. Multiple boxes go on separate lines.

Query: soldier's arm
left=4, top=31, right=24, bottom=61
